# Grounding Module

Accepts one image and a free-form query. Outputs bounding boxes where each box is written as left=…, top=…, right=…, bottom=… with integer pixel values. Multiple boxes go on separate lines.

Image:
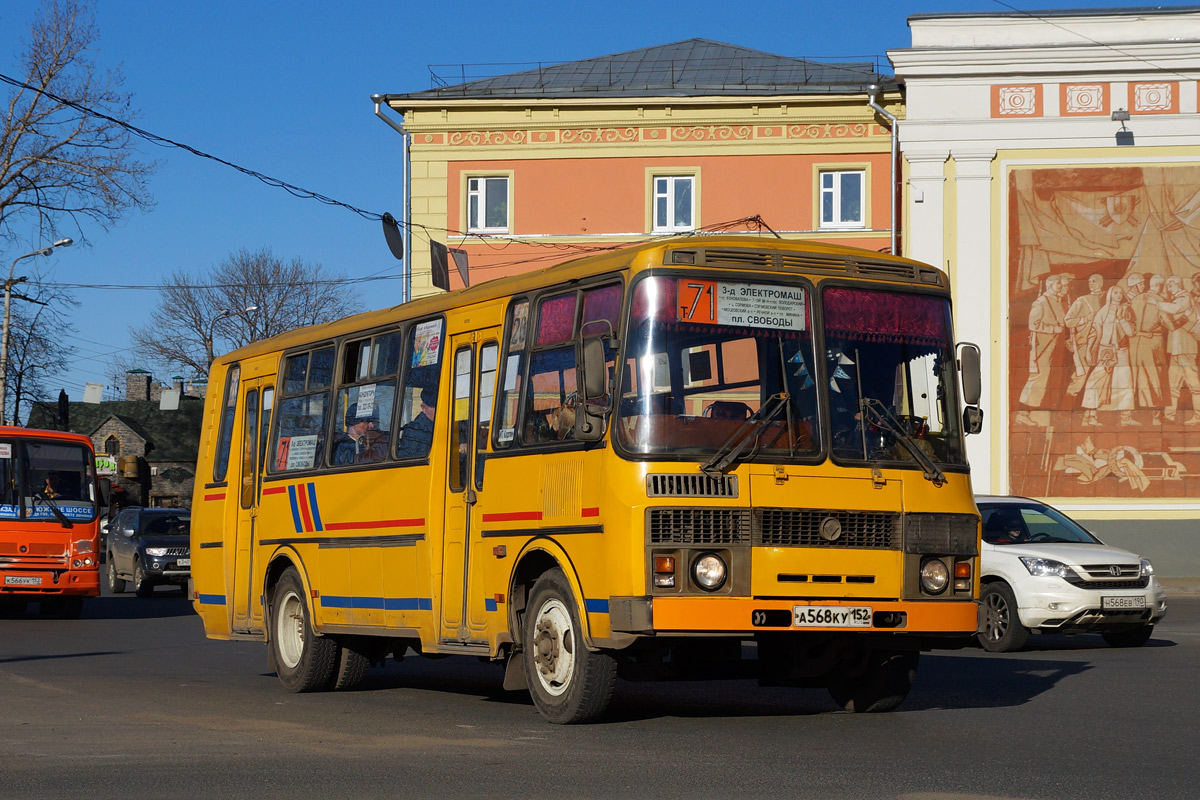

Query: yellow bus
left=191, top=235, right=984, bottom=723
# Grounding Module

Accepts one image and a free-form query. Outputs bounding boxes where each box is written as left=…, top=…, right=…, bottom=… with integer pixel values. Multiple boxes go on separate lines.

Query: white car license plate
left=4, top=575, right=42, bottom=586
left=1102, top=596, right=1146, bottom=610
left=793, top=605, right=873, bottom=628
left=177, top=558, right=191, bottom=567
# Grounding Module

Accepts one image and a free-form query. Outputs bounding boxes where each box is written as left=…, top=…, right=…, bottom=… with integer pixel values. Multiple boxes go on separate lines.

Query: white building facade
left=891, top=6, right=1200, bottom=575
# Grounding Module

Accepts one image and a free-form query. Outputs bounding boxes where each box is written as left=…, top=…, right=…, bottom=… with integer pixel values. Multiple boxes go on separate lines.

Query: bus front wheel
left=522, top=568, right=616, bottom=724
left=270, top=567, right=338, bottom=692
left=828, top=649, right=918, bottom=713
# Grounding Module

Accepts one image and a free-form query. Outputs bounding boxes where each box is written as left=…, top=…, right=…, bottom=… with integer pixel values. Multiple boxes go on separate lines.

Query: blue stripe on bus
left=306, top=483, right=324, bottom=532
left=319, top=595, right=432, bottom=611
left=287, top=485, right=303, bottom=532
left=585, top=598, right=609, bottom=614
left=198, top=594, right=226, bottom=605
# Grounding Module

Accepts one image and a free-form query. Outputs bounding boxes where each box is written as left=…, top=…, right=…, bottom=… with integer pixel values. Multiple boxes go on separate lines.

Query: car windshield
left=824, top=287, right=967, bottom=467
left=141, top=514, right=190, bottom=536
left=616, top=275, right=820, bottom=461
left=979, top=503, right=1100, bottom=545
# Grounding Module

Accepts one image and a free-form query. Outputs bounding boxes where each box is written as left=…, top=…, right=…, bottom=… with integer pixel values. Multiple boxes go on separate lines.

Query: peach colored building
left=373, top=39, right=902, bottom=295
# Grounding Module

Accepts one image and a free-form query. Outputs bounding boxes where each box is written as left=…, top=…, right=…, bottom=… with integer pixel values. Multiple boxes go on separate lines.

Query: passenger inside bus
left=396, top=386, right=437, bottom=458
left=332, top=404, right=389, bottom=465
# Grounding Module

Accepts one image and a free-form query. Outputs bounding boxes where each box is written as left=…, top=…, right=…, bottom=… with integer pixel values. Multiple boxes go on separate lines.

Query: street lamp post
left=0, top=238, right=73, bottom=425
left=205, top=305, right=259, bottom=370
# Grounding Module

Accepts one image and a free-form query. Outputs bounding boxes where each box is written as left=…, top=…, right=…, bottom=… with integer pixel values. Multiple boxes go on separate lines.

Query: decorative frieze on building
left=448, top=130, right=527, bottom=146
left=419, top=121, right=885, bottom=149
left=1062, top=83, right=1108, bottom=115
left=1131, top=82, right=1177, bottom=114
left=561, top=127, right=637, bottom=144
left=994, top=85, right=1041, bottom=116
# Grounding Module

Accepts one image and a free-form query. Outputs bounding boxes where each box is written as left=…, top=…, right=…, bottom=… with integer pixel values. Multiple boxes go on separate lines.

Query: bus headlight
left=692, top=553, right=727, bottom=591
left=920, top=558, right=949, bottom=594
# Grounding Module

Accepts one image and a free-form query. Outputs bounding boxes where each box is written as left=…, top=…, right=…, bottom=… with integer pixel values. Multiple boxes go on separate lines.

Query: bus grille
left=903, top=513, right=979, bottom=556
left=753, top=508, right=900, bottom=549
left=646, top=473, right=738, bottom=498
left=648, top=508, right=751, bottom=545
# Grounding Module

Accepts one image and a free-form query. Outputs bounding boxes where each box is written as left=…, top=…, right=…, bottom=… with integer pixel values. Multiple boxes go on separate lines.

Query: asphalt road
left=1, top=584, right=1197, bottom=800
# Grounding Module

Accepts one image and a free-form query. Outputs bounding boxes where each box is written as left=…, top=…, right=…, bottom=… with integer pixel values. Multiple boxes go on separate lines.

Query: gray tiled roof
left=392, top=38, right=894, bottom=101
left=26, top=397, right=203, bottom=462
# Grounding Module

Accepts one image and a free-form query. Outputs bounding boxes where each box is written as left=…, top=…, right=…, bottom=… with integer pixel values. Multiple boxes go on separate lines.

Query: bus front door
left=232, top=379, right=274, bottom=634
left=440, top=330, right=500, bottom=646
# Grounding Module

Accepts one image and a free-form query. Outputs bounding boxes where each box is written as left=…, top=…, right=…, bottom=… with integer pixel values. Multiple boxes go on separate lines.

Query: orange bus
left=0, top=426, right=101, bottom=618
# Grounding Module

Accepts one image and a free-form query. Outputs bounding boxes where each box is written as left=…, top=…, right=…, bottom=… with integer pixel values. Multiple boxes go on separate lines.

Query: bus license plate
left=793, top=605, right=872, bottom=628
left=4, top=575, right=42, bottom=586
left=177, top=558, right=191, bottom=567
left=1102, top=596, right=1146, bottom=610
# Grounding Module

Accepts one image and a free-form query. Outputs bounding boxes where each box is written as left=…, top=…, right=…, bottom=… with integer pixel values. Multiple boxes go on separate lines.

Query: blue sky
left=0, top=0, right=1169, bottom=401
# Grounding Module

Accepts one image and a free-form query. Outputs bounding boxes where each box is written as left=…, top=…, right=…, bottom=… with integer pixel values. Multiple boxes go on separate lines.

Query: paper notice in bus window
left=0, top=443, right=10, bottom=458
left=0, top=504, right=18, bottom=519
left=285, top=435, right=318, bottom=470
left=413, top=320, right=442, bottom=367
left=504, top=354, right=521, bottom=391
left=678, top=280, right=807, bottom=331
left=357, top=384, right=377, bottom=417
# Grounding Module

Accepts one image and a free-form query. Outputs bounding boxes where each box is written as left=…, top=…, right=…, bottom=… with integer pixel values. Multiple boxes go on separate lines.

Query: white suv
left=975, top=495, right=1168, bottom=652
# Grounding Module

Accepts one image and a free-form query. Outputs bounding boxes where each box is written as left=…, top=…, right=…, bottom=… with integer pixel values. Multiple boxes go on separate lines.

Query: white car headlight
left=1140, top=558, right=1155, bottom=577
left=1019, top=556, right=1076, bottom=579
left=145, top=547, right=168, bottom=556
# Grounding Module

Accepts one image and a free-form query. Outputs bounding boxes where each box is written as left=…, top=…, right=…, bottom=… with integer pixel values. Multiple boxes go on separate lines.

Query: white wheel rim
left=275, top=589, right=306, bottom=669
left=532, top=598, right=574, bottom=697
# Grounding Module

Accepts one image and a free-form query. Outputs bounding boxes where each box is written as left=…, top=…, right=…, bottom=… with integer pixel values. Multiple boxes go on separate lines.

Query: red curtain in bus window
left=536, top=293, right=578, bottom=346
left=823, top=287, right=948, bottom=346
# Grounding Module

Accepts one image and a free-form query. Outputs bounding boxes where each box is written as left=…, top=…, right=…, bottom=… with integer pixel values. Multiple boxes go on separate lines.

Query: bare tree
left=0, top=0, right=155, bottom=245
left=5, top=273, right=78, bottom=424
left=130, top=247, right=363, bottom=378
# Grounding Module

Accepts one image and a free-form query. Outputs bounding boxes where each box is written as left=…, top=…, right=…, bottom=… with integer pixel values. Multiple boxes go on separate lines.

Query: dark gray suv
left=105, top=508, right=191, bottom=597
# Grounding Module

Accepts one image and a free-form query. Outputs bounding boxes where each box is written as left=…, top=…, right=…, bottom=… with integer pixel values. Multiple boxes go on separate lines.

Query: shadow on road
left=0, top=592, right=196, bottom=622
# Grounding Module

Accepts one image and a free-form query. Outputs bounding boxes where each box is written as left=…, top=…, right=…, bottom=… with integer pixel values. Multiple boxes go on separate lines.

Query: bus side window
left=396, top=318, right=445, bottom=461
left=476, top=341, right=499, bottom=489
left=494, top=298, right=529, bottom=450
left=269, top=347, right=333, bottom=473
left=213, top=365, right=241, bottom=482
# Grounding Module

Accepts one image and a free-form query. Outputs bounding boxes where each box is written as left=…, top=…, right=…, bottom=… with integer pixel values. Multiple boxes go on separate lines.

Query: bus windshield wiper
left=701, top=392, right=790, bottom=476
left=33, top=490, right=74, bottom=529
left=858, top=399, right=946, bottom=487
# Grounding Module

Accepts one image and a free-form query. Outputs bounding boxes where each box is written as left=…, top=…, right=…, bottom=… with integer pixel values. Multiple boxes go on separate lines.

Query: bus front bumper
left=610, top=596, right=979, bottom=636
left=0, top=567, right=101, bottom=597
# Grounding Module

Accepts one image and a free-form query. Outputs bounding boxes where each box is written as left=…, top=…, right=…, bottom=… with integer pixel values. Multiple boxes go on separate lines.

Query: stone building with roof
left=374, top=38, right=903, bottom=296
left=27, top=370, right=204, bottom=509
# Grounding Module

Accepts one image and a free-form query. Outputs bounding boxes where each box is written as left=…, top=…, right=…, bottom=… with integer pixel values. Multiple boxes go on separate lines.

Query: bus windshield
left=824, top=286, right=967, bottom=468
left=0, top=439, right=98, bottom=524
left=616, top=275, right=821, bottom=460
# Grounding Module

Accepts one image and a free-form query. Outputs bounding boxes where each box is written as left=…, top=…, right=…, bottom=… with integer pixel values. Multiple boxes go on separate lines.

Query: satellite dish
left=382, top=212, right=405, bottom=260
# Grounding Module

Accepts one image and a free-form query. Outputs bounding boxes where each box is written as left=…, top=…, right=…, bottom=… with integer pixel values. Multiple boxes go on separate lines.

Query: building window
left=104, top=436, right=120, bottom=456
left=653, top=176, right=694, bottom=232
left=820, top=170, right=864, bottom=228
left=467, top=176, right=509, bottom=233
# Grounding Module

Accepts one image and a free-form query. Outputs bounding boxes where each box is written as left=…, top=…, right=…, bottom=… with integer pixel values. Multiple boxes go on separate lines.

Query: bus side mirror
left=576, top=337, right=611, bottom=442
left=963, top=405, right=984, bottom=435
left=957, top=342, right=981, bottom=406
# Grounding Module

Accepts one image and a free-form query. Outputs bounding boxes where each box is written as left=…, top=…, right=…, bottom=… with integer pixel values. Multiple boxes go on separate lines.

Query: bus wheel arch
left=267, top=563, right=338, bottom=692
left=508, top=542, right=595, bottom=649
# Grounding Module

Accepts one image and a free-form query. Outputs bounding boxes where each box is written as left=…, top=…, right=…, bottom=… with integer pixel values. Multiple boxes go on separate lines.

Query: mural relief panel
left=1008, top=165, right=1200, bottom=498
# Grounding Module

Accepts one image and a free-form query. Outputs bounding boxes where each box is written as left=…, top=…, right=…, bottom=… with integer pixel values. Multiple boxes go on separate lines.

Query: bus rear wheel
left=828, top=650, right=918, bottom=713
left=270, top=567, right=337, bottom=692
left=521, top=568, right=616, bottom=724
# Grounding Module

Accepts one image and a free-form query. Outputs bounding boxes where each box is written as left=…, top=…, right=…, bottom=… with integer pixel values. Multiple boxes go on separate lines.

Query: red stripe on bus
left=204, top=493, right=226, bottom=501
left=482, top=511, right=543, bottom=522
left=581, top=507, right=600, bottom=517
left=296, top=486, right=314, bottom=532
left=262, top=487, right=287, bottom=496
left=324, top=519, right=425, bottom=530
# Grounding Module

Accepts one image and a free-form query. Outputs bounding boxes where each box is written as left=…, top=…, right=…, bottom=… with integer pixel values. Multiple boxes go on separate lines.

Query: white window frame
left=819, top=169, right=866, bottom=229
left=652, top=175, right=696, bottom=233
left=467, top=175, right=510, bottom=234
